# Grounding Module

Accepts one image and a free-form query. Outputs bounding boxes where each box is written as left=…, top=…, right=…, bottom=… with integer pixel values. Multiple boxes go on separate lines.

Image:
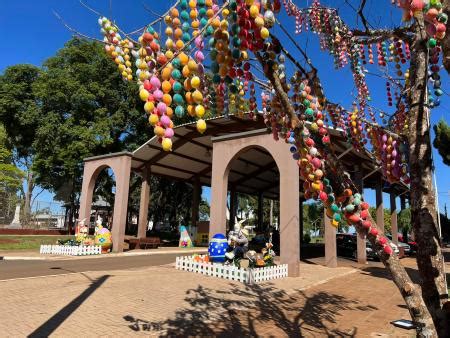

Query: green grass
left=0, top=235, right=73, bottom=251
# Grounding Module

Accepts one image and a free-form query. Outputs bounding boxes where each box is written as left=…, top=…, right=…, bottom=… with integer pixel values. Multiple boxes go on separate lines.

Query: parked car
left=336, top=233, right=400, bottom=260
left=386, top=235, right=411, bottom=256
left=336, top=233, right=378, bottom=260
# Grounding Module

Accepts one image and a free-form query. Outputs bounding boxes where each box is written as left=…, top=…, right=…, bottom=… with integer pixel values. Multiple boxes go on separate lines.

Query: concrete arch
left=78, top=153, right=132, bottom=252
left=209, top=131, right=300, bottom=276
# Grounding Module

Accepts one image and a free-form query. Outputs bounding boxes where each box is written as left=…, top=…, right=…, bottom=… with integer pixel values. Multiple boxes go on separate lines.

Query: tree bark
left=258, top=50, right=448, bottom=336
left=23, top=170, right=34, bottom=225
left=407, top=13, right=450, bottom=336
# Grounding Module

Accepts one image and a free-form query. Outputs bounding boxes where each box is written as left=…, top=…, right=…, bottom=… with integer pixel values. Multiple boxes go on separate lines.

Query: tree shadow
left=359, top=266, right=422, bottom=284
left=29, top=274, right=110, bottom=337
left=123, top=282, right=377, bottom=336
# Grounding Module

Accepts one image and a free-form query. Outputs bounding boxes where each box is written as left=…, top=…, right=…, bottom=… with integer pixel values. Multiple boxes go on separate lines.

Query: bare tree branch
left=357, top=0, right=370, bottom=32
left=53, top=10, right=111, bottom=45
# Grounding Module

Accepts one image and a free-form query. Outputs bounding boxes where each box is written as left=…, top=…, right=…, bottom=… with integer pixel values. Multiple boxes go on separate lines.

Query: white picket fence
left=40, top=245, right=102, bottom=256
left=175, top=256, right=288, bottom=284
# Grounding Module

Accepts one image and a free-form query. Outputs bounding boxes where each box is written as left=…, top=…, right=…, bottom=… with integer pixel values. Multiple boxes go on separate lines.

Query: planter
left=175, top=256, right=288, bottom=284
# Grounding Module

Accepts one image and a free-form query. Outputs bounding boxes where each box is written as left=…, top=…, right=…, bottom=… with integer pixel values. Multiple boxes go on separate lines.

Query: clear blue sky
left=0, top=0, right=448, bottom=214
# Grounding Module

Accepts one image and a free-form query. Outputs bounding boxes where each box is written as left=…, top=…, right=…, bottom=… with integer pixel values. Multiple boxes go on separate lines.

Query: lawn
left=0, top=235, right=73, bottom=250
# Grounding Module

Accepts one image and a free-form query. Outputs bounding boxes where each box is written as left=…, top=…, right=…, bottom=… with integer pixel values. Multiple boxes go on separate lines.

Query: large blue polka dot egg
left=208, top=233, right=228, bottom=263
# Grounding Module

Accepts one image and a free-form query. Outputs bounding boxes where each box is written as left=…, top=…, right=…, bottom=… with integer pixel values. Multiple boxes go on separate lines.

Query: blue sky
left=0, top=0, right=448, bottom=214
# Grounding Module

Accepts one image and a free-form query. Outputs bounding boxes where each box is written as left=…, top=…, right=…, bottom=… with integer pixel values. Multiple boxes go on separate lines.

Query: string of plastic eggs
left=98, top=17, right=134, bottom=81
left=263, top=72, right=394, bottom=256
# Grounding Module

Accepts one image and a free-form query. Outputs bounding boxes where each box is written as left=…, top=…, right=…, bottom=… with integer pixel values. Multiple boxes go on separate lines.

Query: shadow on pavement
left=123, top=282, right=377, bottom=336
left=29, top=274, right=110, bottom=337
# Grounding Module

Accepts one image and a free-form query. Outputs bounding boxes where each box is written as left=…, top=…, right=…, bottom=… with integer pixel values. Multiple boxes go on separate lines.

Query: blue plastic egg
left=208, top=233, right=228, bottom=263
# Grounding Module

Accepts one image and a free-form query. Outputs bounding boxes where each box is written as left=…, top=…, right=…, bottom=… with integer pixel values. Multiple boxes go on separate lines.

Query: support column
left=191, top=177, right=201, bottom=228
left=390, top=193, right=398, bottom=244
left=111, top=156, right=132, bottom=252
left=324, top=209, right=337, bottom=268
left=209, top=143, right=228, bottom=239
left=137, top=168, right=150, bottom=239
left=279, top=156, right=300, bottom=277
left=229, top=187, right=237, bottom=230
left=354, top=166, right=367, bottom=264
left=78, top=163, right=96, bottom=227
left=376, top=179, right=385, bottom=235
left=257, top=192, right=263, bottom=231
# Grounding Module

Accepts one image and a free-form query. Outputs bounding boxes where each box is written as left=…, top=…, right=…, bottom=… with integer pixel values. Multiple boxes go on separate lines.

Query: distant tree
left=433, top=120, right=450, bottom=166
left=398, top=207, right=412, bottom=242
left=199, top=198, right=210, bottom=221
left=0, top=124, right=24, bottom=221
left=0, top=64, right=41, bottom=220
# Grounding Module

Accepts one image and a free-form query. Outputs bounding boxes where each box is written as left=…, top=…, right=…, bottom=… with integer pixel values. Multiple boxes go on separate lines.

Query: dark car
left=336, top=233, right=379, bottom=260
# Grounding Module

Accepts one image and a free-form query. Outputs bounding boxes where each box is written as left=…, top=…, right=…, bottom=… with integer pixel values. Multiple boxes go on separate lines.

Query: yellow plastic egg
left=260, top=27, right=270, bottom=39
left=255, top=16, right=264, bottom=27
left=165, top=27, right=173, bottom=36
left=165, top=38, right=174, bottom=49
left=188, top=60, right=198, bottom=72
left=162, top=138, right=172, bottom=151
left=175, top=40, right=184, bottom=50
left=197, top=119, right=207, bottom=133
left=144, top=101, right=155, bottom=113
left=148, top=113, right=159, bottom=125
left=165, top=50, right=174, bottom=59
left=182, top=65, right=191, bottom=77
left=154, top=126, right=165, bottom=137
left=191, top=76, right=201, bottom=88
left=250, top=5, right=259, bottom=18
left=192, top=90, right=203, bottom=103
left=139, top=89, right=150, bottom=102
left=195, top=105, right=205, bottom=118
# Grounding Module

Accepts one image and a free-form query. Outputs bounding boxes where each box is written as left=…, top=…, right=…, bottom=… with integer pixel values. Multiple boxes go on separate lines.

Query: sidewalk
left=0, top=261, right=415, bottom=337
left=0, top=247, right=208, bottom=261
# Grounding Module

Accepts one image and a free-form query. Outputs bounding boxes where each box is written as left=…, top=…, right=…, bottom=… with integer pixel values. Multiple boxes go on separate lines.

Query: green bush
left=303, top=233, right=311, bottom=243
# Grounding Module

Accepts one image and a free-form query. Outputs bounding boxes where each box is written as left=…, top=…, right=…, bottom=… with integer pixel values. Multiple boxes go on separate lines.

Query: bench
left=127, top=237, right=161, bottom=250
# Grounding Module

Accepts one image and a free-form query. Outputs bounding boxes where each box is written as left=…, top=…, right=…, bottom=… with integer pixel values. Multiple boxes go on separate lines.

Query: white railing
left=40, top=245, right=102, bottom=256
left=175, top=256, right=288, bottom=284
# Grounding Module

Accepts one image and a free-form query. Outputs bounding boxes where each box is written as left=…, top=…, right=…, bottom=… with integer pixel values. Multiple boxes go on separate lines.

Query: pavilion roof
left=86, top=113, right=409, bottom=199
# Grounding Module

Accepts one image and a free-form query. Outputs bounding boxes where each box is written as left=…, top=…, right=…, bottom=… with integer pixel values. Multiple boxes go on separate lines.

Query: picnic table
left=126, top=237, right=161, bottom=250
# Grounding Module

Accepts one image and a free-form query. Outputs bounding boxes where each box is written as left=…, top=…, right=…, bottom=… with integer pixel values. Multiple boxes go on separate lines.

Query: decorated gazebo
left=78, top=113, right=409, bottom=276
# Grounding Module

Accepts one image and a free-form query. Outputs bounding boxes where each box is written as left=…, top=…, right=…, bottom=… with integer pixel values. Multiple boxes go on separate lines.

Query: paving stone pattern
left=0, top=262, right=416, bottom=337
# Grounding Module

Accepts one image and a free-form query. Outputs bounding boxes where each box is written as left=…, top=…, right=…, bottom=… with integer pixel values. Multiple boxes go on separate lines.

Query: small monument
left=8, top=204, right=22, bottom=229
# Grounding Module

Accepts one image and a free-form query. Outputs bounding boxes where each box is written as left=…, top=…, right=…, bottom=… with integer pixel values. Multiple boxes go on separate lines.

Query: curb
left=0, top=248, right=208, bottom=261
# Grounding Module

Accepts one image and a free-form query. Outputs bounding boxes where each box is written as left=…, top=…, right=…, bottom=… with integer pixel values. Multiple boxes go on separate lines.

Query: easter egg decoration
left=208, top=233, right=228, bottom=262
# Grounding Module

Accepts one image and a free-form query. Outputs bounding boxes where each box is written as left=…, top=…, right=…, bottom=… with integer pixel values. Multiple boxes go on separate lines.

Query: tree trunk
left=23, top=171, right=34, bottom=225
left=407, top=13, right=450, bottom=336
left=257, top=45, right=448, bottom=336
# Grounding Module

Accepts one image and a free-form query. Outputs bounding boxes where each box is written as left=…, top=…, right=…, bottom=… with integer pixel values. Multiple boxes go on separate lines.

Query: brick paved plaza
left=0, top=258, right=425, bottom=337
